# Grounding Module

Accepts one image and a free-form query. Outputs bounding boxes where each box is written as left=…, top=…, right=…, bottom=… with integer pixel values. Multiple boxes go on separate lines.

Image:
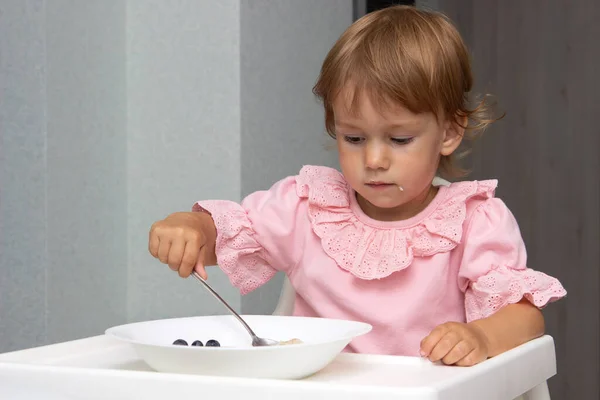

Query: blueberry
left=173, top=339, right=188, bottom=346
left=191, top=340, right=204, bottom=347
left=205, top=339, right=220, bottom=347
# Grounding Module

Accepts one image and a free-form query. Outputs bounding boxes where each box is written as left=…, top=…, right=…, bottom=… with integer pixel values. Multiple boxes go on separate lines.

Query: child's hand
left=149, top=212, right=214, bottom=279
left=419, top=322, right=490, bottom=366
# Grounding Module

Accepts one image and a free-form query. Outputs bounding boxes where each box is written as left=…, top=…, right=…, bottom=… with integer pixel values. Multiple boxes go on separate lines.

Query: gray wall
left=1, top=0, right=129, bottom=351
left=126, top=0, right=244, bottom=324
left=1, top=0, right=49, bottom=351
left=421, top=1, right=600, bottom=399
left=239, top=0, right=351, bottom=315
left=0, top=0, right=352, bottom=352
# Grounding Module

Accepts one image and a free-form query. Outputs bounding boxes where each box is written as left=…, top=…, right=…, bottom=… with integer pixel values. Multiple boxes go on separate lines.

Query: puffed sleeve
left=457, top=198, right=567, bottom=322
left=194, top=175, right=308, bottom=295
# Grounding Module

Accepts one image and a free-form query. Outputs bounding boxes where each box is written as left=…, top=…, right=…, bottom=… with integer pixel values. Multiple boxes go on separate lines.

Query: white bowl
left=105, top=315, right=372, bottom=380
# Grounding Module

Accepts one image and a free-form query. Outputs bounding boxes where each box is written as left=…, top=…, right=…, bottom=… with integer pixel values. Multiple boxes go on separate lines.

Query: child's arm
left=151, top=174, right=310, bottom=294
left=470, top=298, right=545, bottom=357
left=420, top=299, right=544, bottom=366
left=421, top=197, right=565, bottom=366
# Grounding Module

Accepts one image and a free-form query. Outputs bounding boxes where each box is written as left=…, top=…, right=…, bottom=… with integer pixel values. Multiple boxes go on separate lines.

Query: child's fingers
left=179, top=241, right=199, bottom=278
left=420, top=323, right=450, bottom=357
left=157, top=238, right=172, bottom=265
left=148, top=231, right=160, bottom=258
left=455, top=348, right=485, bottom=367
left=168, top=240, right=185, bottom=273
left=427, top=330, right=461, bottom=362
left=194, top=246, right=208, bottom=280
left=441, top=340, right=475, bottom=365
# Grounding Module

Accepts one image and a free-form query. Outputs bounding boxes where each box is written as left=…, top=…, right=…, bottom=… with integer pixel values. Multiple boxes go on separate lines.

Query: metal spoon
left=191, top=271, right=278, bottom=347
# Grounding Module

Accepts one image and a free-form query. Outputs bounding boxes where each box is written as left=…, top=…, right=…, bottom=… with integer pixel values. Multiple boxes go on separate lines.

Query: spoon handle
left=191, top=271, right=260, bottom=339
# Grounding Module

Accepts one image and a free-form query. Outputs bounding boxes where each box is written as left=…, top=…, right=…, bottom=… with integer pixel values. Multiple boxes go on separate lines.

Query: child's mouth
left=366, top=182, right=394, bottom=189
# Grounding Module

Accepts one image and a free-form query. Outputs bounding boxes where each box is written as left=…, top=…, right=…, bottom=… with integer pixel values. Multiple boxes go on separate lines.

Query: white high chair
left=270, top=178, right=552, bottom=400
left=271, top=277, right=550, bottom=400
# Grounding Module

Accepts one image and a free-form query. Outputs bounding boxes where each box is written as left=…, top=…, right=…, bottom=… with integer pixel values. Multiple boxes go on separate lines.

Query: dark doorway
left=367, top=0, right=415, bottom=13
left=354, top=0, right=416, bottom=21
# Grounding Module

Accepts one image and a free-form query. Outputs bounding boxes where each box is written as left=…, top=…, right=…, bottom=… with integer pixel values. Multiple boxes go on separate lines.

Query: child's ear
left=440, top=116, right=466, bottom=156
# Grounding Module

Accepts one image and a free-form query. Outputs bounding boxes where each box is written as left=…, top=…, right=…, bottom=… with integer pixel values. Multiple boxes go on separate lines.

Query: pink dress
left=194, top=166, right=566, bottom=356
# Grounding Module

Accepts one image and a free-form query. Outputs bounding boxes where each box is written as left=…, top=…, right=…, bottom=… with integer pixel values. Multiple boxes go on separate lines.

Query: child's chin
left=363, top=196, right=404, bottom=210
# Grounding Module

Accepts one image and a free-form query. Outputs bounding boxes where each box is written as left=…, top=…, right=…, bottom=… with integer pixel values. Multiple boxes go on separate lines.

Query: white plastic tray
left=0, top=335, right=556, bottom=400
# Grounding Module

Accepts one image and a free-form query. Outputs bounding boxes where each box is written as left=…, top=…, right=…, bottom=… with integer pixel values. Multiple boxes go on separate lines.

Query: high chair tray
left=0, top=334, right=556, bottom=400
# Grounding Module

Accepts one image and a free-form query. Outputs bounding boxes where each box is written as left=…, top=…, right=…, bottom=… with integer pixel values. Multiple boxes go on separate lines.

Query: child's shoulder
left=295, top=165, right=345, bottom=184
left=440, top=179, right=527, bottom=252
left=293, top=165, right=349, bottom=201
left=442, top=178, right=516, bottom=215
left=440, top=178, right=515, bottom=229
left=441, top=178, right=500, bottom=209
left=249, top=165, right=348, bottom=210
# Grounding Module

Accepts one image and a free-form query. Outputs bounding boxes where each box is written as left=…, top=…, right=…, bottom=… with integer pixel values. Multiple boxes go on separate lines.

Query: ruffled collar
left=296, top=166, right=497, bottom=280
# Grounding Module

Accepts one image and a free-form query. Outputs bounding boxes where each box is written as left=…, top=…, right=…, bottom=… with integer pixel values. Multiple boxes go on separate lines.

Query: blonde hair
left=313, top=5, right=501, bottom=178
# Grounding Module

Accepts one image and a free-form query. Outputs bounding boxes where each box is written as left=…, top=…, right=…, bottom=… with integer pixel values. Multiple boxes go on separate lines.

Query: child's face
left=333, top=89, right=462, bottom=219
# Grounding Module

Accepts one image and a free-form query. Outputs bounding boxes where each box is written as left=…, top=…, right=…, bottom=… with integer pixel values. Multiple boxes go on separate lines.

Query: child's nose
left=364, top=143, right=390, bottom=170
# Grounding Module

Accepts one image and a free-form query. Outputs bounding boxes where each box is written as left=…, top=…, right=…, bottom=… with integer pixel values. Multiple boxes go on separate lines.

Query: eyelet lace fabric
left=195, top=200, right=277, bottom=294
left=465, top=265, right=567, bottom=321
left=295, top=166, right=498, bottom=280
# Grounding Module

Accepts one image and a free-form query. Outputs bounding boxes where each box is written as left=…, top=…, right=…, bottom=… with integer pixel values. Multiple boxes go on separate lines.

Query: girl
left=149, top=5, right=566, bottom=366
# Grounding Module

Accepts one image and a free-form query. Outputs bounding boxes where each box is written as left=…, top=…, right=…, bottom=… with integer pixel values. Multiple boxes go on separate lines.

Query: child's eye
left=391, top=137, right=414, bottom=145
left=343, top=136, right=364, bottom=144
